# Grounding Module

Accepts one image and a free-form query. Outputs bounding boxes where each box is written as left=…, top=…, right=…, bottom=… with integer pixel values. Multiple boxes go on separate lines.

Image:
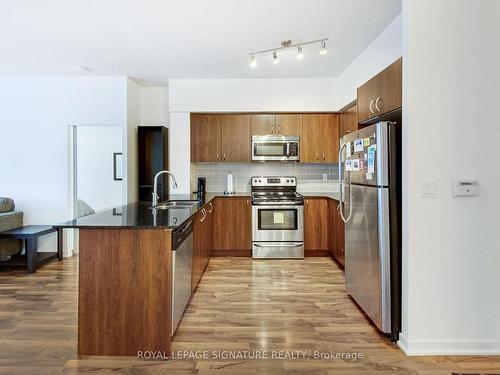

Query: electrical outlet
left=322, top=173, right=328, bottom=181
left=421, top=180, right=438, bottom=198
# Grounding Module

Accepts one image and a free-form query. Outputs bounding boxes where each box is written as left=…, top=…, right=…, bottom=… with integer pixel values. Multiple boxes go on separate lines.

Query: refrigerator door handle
left=338, top=142, right=352, bottom=223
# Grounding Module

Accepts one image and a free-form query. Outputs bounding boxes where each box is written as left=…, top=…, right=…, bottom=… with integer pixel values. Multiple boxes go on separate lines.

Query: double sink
left=150, top=200, right=200, bottom=210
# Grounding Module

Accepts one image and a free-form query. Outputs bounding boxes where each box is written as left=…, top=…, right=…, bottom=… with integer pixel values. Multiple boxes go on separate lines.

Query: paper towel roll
left=226, top=172, right=234, bottom=194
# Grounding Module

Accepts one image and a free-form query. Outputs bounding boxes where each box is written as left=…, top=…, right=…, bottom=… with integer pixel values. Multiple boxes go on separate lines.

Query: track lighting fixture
left=319, top=40, right=328, bottom=55
left=249, top=38, right=328, bottom=67
left=249, top=55, right=257, bottom=68
left=296, top=46, right=304, bottom=60
left=272, top=50, right=280, bottom=64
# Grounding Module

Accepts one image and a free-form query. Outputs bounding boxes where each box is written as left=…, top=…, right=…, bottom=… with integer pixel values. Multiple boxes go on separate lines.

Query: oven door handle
left=253, top=242, right=304, bottom=247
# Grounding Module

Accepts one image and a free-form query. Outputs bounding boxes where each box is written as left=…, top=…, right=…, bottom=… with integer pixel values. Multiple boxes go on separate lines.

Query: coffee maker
left=195, top=177, right=206, bottom=196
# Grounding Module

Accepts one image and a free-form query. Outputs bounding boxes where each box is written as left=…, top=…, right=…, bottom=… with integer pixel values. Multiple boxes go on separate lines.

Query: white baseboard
left=398, top=334, right=500, bottom=355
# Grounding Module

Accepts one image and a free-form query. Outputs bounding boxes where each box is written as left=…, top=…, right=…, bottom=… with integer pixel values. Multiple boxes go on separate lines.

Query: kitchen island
left=55, top=193, right=246, bottom=357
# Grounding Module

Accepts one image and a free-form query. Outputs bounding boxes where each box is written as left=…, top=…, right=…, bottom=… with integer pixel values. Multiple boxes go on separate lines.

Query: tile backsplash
left=192, top=162, right=339, bottom=193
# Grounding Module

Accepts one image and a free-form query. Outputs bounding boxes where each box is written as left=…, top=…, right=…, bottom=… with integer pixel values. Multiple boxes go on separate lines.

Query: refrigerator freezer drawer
left=345, top=184, right=391, bottom=333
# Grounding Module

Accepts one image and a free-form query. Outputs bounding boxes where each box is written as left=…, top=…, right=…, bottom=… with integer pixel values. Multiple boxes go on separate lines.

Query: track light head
left=296, top=46, right=304, bottom=60
left=319, top=40, right=328, bottom=55
left=249, top=55, right=257, bottom=68
left=272, top=50, right=280, bottom=64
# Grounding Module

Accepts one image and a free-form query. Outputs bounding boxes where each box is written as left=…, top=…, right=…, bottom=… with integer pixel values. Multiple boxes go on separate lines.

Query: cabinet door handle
left=246, top=199, right=250, bottom=205
left=322, top=151, right=325, bottom=160
left=223, top=152, right=226, bottom=160
left=369, top=99, right=375, bottom=114
left=315, top=152, right=319, bottom=160
left=277, top=125, right=280, bottom=133
left=306, top=199, right=309, bottom=205
left=375, top=97, right=381, bottom=112
left=200, top=208, right=207, bottom=222
left=208, top=202, right=213, bottom=213
left=216, top=153, right=219, bottom=160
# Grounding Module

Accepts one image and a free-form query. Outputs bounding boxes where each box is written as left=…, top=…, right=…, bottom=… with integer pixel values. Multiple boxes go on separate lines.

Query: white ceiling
left=0, top=0, right=401, bottom=84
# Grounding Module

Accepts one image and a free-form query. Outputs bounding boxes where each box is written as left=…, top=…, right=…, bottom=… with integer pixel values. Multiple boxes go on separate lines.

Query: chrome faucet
left=152, top=170, right=178, bottom=207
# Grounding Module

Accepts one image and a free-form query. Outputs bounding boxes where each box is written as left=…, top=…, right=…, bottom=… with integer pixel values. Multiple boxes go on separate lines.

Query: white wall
left=76, top=125, right=123, bottom=211
left=168, top=78, right=337, bottom=193
left=169, top=78, right=336, bottom=113
left=334, top=13, right=402, bottom=109
left=140, top=87, right=169, bottom=126
left=125, top=79, right=140, bottom=203
left=400, top=0, right=500, bottom=355
left=0, top=77, right=128, bottom=255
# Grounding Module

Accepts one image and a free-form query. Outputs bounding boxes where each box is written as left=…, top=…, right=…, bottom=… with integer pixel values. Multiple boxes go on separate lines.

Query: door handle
left=322, top=151, right=325, bottom=160
left=369, top=99, right=375, bottom=114
left=223, top=152, right=226, bottom=160
left=254, top=243, right=303, bottom=248
left=200, top=208, right=206, bottom=222
left=375, top=97, right=381, bottom=112
left=208, top=202, right=213, bottom=213
left=315, top=152, right=319, bottom=160
left=246, top=199, right=250, bottom=205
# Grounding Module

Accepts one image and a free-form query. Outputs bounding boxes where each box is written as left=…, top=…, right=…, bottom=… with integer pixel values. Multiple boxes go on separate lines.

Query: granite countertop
left=54, top=192, right=250, bottom=230
left=54, top=191, right=341, bottom=230
left=299, top=191, right=341, bottom=201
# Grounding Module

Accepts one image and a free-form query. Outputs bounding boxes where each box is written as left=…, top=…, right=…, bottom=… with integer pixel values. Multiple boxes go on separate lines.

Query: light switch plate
left=421, top=180, right=438, bottom=198
left=323, top=173, right=328, bottom=181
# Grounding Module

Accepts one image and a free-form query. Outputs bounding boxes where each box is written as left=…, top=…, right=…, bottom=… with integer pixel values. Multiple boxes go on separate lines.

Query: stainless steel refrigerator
left=338, top=121, right=401, bottom=341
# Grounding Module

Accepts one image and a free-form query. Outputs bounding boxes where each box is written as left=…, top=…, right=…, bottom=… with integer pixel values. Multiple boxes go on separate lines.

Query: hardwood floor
left=0, top=256, right=499, bottom=374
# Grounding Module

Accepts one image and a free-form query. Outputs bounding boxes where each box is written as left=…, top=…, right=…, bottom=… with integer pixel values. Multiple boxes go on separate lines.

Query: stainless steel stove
left=251, top=176, right=304, bottom=259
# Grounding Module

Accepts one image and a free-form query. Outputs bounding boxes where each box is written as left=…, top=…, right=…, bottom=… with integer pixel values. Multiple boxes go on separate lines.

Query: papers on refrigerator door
left=345, top=159, right=352, bottom=171
left=352, top=159, right=360, bottom=171
left=354, top=139, right=364, bottom=153
left=346, top=141, right=351, bottom=157
left=367, top=145, right=376, bottom=173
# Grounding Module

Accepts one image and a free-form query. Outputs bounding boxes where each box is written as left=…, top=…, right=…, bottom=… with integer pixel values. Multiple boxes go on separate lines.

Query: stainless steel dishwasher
left=171, top=218, right=193, bottom=335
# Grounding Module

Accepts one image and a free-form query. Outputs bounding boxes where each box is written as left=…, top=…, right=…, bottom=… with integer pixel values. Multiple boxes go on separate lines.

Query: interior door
left=344, top=184, right=391, bottom=333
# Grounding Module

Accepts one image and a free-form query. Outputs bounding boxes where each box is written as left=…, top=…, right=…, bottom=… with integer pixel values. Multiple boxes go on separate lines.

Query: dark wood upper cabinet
left=190, top=114, right=222, bottom=162
left=339, top=103, right=358, bottom=139
left=212, top=197, right=251, bottom=253
left=250, top=114, right=275, bottom=135
left=357, top=58, right=402, bottom=123
left=250, top=114, right=300, bottom=136
left=221, top=114, right=250, bottom=162
left=304, top=198, right=329, bottom=251
left=300, top=114, right=339, bottom=163
left=275, top=114, right=300, bottom=135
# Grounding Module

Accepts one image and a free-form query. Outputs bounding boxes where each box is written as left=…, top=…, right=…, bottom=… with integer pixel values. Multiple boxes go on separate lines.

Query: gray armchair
left=0, top=198, right=23, bottom=260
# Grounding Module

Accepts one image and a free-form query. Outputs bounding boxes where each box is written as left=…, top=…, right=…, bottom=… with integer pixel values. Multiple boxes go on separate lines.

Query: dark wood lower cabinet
left=192, top=201, right=213, bottom=292
left=328, top=199, right=345, bottom=267
left=304, top=198, right=330, bottom=254
left=78, top=228, right=172, bottom=356
left=212, top=197, right=252, bottom=256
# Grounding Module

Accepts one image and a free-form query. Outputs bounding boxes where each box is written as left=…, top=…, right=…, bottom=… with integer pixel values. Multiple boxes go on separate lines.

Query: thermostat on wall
left=452, top=180, right=479, bottom=197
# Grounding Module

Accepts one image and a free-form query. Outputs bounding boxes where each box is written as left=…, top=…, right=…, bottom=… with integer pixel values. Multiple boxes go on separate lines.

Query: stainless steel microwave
left=251, top=135, right=300, bottom=162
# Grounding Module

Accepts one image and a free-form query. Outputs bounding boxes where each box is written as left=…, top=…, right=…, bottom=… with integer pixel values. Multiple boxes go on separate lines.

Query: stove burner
left=250, top=176, right=303, bottom=206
